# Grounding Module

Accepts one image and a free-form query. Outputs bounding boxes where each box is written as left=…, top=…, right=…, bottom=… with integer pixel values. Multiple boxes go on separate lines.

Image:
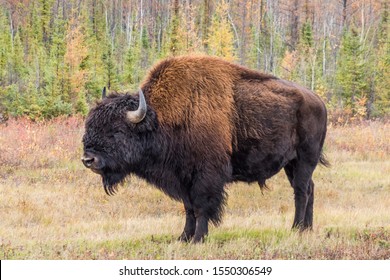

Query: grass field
left=0, top=117, right=389, bottom=259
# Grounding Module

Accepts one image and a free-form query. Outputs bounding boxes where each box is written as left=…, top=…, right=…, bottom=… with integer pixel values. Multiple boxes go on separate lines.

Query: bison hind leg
left=284, top=158, right=316, bottom=231
left=304, top=179, right=315, bottom=229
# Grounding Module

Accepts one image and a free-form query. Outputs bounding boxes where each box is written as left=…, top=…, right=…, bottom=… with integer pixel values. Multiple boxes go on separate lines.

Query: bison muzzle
left=82, top=55, right=328, bottom=243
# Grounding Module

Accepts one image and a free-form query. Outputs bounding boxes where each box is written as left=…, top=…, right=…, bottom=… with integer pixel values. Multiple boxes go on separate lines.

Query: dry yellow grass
left=0, top=118, right=389, bottom=259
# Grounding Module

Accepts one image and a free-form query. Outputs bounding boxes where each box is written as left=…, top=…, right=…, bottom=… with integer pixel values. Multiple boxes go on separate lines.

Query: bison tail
left=319, top=152, right=331, bottom=168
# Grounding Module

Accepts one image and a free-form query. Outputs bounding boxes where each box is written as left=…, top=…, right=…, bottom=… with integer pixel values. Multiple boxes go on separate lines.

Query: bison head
left=82, top=89, right=157, bottom=195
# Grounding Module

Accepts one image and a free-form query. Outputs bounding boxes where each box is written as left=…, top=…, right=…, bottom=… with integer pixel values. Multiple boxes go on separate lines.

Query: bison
left=82, top=55, right=328, bottom=243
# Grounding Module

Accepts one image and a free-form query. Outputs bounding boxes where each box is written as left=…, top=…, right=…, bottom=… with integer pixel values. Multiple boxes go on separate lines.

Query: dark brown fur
left=82, top=55, right=328, bottom=243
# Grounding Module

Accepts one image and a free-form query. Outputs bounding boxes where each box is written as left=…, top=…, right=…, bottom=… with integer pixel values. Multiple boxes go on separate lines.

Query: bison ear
left=102, top=87, right=107, bottom=99
left=127, top=89, right=147, bottom=124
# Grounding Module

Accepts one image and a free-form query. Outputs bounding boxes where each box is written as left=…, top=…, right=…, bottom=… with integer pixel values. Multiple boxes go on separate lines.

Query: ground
left=0, top=117, right=389, bottom=259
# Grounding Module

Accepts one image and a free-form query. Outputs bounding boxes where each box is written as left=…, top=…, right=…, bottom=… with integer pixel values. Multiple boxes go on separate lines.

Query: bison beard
left=102, top=172, right=123, bottom=196
left=82, top=55, right=328, bottom=243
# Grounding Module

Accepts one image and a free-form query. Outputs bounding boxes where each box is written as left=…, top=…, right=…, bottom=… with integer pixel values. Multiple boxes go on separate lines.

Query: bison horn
left=127, top=89, right=147, bottom=123
left=102, top=87, right=107, bottom=99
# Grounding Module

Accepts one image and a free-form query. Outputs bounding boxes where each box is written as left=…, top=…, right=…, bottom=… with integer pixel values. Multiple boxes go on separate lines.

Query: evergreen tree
left=102, top=46, right=119, bottom=91
left=0, top=0, right=389, bottom=120
left=169, top=0, right=180, bottom=56
left=336, top=27, right=369, bottom=115
left=123, top=38, right=142, bottom=87
left=293, top=20, right=317, bottom=90
left=75, top=91, right=89, bottom=116
left=0, top=9, right=11, bottom=85
left=84, top=1, right=106, bottom=101
left=45, top=10, right=67, bottom=101
left=163, top=1, right=187, bottom=57
left=39, top=0, right=54, bottom=46
left=11, top=31, right=28, bottom=84
left=301, top=21, right=314, bottom=49
left=374, top=3, right=390, bottom=116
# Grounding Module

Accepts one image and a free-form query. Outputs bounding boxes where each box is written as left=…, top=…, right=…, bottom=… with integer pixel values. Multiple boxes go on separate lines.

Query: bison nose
left=82, top=156, right=95, bottom=168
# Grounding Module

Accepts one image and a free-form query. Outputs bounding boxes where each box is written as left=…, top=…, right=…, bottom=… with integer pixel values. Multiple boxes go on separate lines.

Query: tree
left=169, top=0, right=180, bottom=56
left=162, top=0, right=190, bottom=57
left=0, top=9, right=11, bottom=85
left=0, top=0, right=388, bottom=119
left=10, top=31, right=27, bottom=84
left=336, top=27, right=369, bottom=116
left=373, top=2, right=390, bottom=116
left=39, top=0, right=54, bottom=45
left=64, top=16, right=88, bottom=111
left=202, top=0, right=210, bottom=51
left=102, top=46, right=119, bottom=91
left=123, top=39, right=141, bottom=86
left=207, top=0, right=235, bottom=61
left=45, top=8, right=67, bottom=100
left=298, top=20, right=317, bottom=90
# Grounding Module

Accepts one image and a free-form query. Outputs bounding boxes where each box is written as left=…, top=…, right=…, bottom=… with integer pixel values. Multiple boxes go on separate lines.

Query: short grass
left=0, top=118, right=389, bottom=259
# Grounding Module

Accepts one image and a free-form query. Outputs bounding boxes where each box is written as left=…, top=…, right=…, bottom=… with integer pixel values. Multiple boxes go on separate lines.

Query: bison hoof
left=178, top=233, right=206, bottom=243
left=191, top=235, right=206, bottom=244
left=178, top=233, right=193, bottom=243
left=292, top=223, right=313, bottom=232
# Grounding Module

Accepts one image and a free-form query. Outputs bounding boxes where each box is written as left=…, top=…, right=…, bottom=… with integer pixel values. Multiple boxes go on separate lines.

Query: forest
left=0, top=0, right=389, bottom=120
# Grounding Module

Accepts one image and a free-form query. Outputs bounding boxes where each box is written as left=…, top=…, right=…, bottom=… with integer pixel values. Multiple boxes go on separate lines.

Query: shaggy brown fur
left=82, top=55, right=328, bottom=243
left=141, top=56, right=280, bottom=158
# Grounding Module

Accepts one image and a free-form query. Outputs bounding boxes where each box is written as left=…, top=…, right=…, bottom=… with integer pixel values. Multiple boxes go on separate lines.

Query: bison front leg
left=178, top=196, right=211, bottom=243
left=178, top=203, right=208, bottom=243
left=178, top=204, right=196, bottom=242
left=192, top=210, right=209, bottom=243
left=189, top=170, right=228, bottom=243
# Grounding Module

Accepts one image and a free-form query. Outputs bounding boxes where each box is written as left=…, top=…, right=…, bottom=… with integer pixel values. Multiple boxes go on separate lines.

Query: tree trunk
left=291, top=0, right=299, bottom=50
left=202, top=0, right=210, bottom=50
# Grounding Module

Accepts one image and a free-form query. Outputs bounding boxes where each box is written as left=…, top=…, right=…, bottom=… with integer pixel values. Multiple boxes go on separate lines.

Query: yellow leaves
left=354, top=95, right=368, bottom=119
left=315, top=83, right=328, bottom=101
left=207, top=0, right=235, bottom=61
left=280, top=50, right=298, bottom=80
left=64, top=18, right=88, bottom=96
left=64, top=19, right=88, bottom=68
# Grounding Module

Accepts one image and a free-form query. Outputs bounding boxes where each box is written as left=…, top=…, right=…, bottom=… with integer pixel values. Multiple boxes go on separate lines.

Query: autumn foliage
left=0, top=0, right=389, bottom=120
